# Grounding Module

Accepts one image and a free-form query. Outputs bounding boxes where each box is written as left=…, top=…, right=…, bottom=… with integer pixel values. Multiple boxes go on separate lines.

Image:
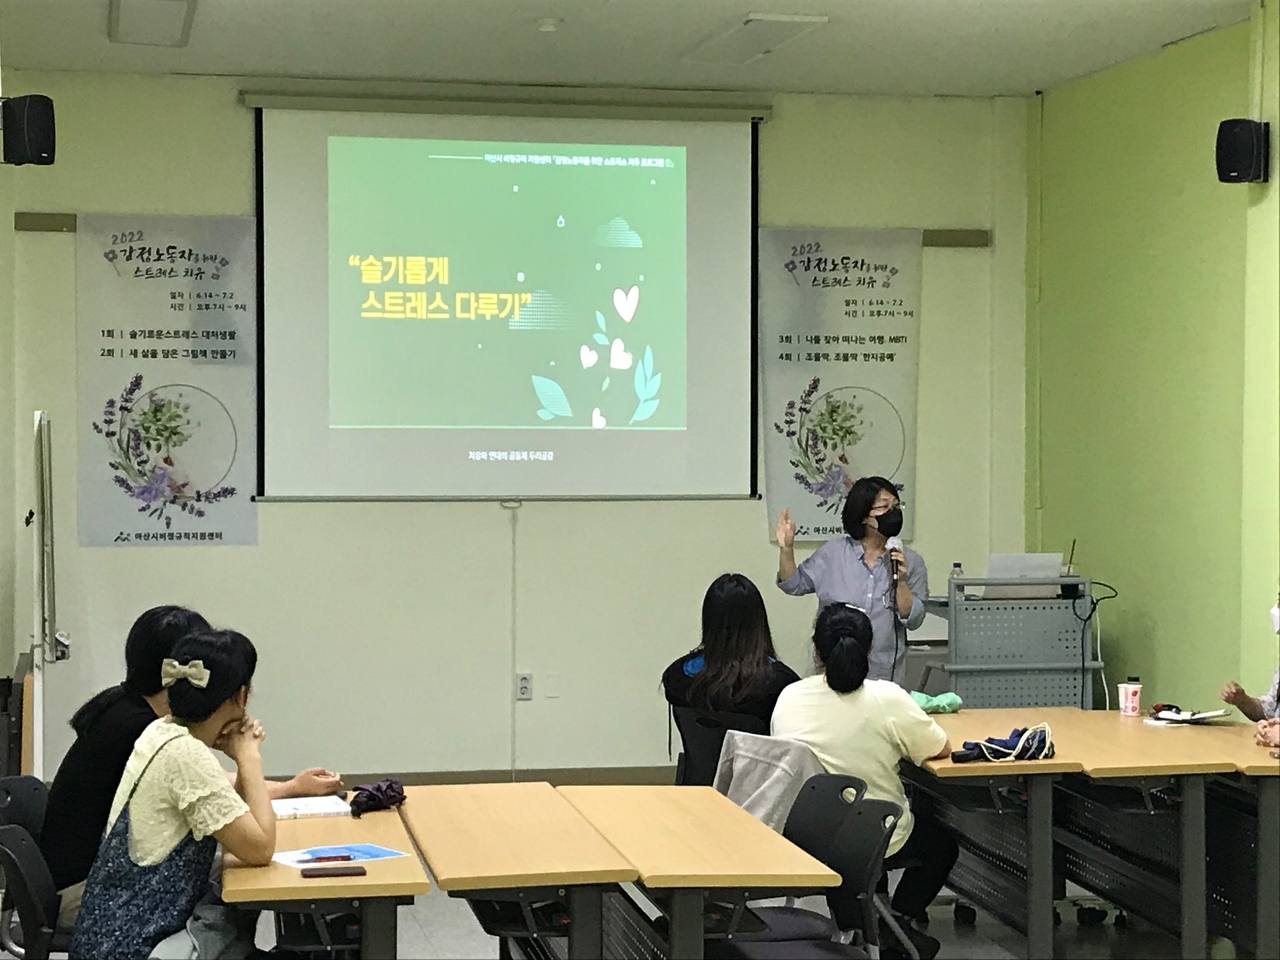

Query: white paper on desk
left=270, top=796, right=352, bottom=819
left=273, top=844, right=408, bottom=868
left=1145, top=708, right=1231, bottom=725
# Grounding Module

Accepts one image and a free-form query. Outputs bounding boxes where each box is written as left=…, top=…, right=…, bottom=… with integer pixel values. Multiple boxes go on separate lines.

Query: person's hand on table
left=1255, top=718, right=1280, bottom=748
left=288, top=767, right=343, bottom=796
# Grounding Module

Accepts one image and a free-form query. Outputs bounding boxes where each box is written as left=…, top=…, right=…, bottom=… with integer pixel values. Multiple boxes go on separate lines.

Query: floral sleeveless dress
left=70, top=736, right=218, bottom=959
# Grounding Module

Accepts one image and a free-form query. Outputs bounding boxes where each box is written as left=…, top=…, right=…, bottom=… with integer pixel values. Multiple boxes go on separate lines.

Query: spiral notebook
left=270, top=795, right=352, bottom=819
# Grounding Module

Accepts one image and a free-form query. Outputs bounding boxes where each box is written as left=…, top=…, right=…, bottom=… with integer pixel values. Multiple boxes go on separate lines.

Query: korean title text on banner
left=76, top=216, right=258, bottom=547
left=759, top=228, right=922, bottom=541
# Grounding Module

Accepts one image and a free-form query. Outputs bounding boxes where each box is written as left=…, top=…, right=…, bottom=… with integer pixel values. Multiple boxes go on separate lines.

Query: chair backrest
left=672, top=707, right=768, bottom=786
left=714, top=731, right=827, bottom=832
left=0, top=824, right=59, bottom=960
left=782, top=775, right=901, bottom=932
left=0, top=776, right=48, bottom=840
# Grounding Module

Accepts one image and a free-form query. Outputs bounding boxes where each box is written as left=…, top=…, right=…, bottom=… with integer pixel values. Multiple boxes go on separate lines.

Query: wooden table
left=918, top=707, right=1278, bottom=959
left=222, top=809, right=429, bottom=959
left=907, top=707, right=1082, bottom=959
left=1145, top=720, right=1280, bottom=959
left=559, top=785, right=839, bottom=959
left=399, top=783, right=636, bottom=958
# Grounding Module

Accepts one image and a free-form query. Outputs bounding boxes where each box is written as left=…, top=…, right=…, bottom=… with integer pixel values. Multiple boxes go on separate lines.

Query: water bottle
left=950, top=561, right=964, bottom=601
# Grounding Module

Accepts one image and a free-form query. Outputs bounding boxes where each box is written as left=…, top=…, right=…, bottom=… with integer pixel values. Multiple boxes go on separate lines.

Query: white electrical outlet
left=515, top=672, right=533, bottom=701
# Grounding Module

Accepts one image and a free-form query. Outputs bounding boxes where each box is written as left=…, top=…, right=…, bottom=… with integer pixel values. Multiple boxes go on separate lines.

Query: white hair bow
left=161, top=658, right=210, bottom=689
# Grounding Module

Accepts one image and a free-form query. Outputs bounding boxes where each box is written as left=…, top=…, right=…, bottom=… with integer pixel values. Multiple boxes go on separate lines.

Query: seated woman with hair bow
left=71, top=629, right=280, bottom=960
left=42, top=605, right=339, bottom=930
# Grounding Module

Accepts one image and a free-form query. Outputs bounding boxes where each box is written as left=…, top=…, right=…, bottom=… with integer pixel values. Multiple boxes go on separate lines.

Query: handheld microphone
left=886, top=535, right=903, bottom=583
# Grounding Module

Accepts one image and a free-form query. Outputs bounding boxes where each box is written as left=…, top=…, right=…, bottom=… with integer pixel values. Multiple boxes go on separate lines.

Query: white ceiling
left=0, top=0, right=1255, bottom=97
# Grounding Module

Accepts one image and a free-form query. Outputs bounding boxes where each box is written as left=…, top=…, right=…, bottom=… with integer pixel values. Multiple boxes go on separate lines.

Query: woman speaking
left=776, top=475, right=928, bottom=685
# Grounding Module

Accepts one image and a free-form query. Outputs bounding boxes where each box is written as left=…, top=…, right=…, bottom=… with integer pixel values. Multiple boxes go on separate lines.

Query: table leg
left=568, top=886, right=603, bottom=960
left=360, top=898, right=398, bottom=960
left=667, top=889, right=704, bottom=960
left=1026, top=776, right=1055, bottom=960
left=1179, top=775, right=1207, bottom=960
left=1257, top=778, right=1280, bottom=960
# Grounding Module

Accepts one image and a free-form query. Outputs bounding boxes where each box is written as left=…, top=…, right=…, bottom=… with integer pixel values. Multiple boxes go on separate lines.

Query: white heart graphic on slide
left=609, top=338, right=633, bottom=370
left=579, top=345, right=599, bottom=369
left=592, top=408, right=607, bottom=429
left=613, top=285, right=640, bottom=323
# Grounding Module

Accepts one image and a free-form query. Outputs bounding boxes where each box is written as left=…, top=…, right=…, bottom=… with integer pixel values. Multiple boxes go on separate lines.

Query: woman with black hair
left=776, top=475, right=928, bottom=684
left=42, top=606, right=339, bottom=929
left=71, top=629, right=277, bottom=959
left=771, top=604, right=956, bottom=959
left=663, top=573, right=800, bottom=724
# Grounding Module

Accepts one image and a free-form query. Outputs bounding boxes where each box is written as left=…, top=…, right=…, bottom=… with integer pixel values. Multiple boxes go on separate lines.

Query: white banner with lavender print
left=759, top=228, right=921, bottom=541
left=77, top=215, right=257, bottom=547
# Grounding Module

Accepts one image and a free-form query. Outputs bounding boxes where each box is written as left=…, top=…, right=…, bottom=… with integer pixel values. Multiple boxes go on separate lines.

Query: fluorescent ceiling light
left=686, top=13, right=828, bottom=65
left=108, top=0, right=197, bottom=48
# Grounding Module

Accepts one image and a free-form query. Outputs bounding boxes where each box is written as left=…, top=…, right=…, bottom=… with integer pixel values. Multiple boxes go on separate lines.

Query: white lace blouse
left=105, top=717, right=249, bottom=866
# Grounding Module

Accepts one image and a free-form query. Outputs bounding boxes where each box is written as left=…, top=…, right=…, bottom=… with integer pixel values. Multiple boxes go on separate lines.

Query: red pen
left=299, top=854, right=353, bottom=864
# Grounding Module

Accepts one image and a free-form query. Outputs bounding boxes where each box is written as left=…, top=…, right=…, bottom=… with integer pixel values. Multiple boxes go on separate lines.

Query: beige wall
left=1, top=71, right=1027, bottom=776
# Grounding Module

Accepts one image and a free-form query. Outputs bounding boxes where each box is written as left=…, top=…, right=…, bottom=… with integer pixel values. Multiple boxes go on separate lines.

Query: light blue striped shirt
left=779, top=536, right=928, bottom=684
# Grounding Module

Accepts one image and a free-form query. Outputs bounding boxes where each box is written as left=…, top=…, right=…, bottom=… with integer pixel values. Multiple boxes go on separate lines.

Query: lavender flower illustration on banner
left=93, top=374, right=237, bottom=529
left=773, top=376, right=867, bottom=513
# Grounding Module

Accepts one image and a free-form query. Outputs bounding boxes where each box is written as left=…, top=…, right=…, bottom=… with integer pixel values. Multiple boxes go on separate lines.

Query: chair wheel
left=1076, top=906, right=1108, bottom=926
left=954, top=903, right=977, bottom=926
left=1114, top=911, right=1129, bottom=930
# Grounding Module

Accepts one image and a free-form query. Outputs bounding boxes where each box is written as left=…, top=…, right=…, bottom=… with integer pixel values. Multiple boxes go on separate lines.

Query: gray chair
left=708, top=775, right=905, bottom=960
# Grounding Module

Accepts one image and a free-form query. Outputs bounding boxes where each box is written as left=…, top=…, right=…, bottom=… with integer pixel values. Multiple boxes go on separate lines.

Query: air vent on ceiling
left=686, top=13, right=829, bottom=65
left=108, top=0, right=197, bottom=48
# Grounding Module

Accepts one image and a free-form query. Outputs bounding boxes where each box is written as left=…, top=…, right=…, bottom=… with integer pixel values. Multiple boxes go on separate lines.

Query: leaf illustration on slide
left=632, top=399, right=660, bottom=422
left=602, top=377, right=611, bottom=392
left=640, top=373, right=661, bottom=401
left=630, top=346, right=662, bottom=424
left=596, top=311, right=608, bottom=334
left=531, top=376, right=573, bottom=418
left=593, top=333, right=610, bottom=346
left=536, top=409, right=556, bottom=420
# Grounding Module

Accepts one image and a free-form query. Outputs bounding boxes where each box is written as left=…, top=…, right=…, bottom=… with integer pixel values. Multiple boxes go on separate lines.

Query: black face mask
left=871, top=506, right=904, bottom=538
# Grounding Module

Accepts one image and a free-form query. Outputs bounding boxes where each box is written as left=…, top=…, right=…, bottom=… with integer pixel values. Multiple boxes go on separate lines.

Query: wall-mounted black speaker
left=1, top=95, right=56, bottom=166
left=1216, top=118, right=1269, bottom=183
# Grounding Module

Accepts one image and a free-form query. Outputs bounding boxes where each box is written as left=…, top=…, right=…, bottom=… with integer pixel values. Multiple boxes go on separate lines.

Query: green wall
left=1030, top=22, right=1264, bottom=709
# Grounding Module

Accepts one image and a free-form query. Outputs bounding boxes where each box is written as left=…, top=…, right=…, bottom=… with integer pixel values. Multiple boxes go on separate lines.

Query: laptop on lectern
left=983, top=553, right=1064, bottom=599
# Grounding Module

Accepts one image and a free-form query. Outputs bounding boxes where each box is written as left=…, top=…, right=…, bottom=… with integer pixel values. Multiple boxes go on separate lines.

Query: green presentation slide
left=328, top=136, right=687, bottom=430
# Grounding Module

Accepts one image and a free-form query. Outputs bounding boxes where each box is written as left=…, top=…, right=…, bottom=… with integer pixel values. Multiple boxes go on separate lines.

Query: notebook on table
left=270, top=795, right=352, bottom=819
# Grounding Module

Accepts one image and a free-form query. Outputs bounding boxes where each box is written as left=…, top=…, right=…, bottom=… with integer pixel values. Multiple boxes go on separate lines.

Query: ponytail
left=70, top=684, right=129, bottom=735
left=813, top=604, right=873, bottom=694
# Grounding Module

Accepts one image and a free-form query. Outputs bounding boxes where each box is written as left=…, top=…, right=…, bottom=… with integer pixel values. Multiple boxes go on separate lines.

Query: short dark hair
left=166, top=629, right=258, bottom=724
left=840, top=476, right=899, bottom=538
left=688, top=573, right=777, bottom=711
left=70, top=605, right=209, bottom=735
left=812, top=604, right=873, bottom=694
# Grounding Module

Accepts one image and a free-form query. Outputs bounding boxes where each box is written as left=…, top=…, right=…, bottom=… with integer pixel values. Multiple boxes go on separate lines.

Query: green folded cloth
left=910, top=690, right=963, bottom=714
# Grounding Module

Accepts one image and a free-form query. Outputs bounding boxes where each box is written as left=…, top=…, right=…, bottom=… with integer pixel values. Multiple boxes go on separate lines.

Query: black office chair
left=0, top=776, right=48, bottom=841
left=672, top=707, right=768, bottom=786
left=0, top=775, right=62, bottom=958
left=0, top=826, right=61, bottom=960
left=707, top=775, right=901, bottom=960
